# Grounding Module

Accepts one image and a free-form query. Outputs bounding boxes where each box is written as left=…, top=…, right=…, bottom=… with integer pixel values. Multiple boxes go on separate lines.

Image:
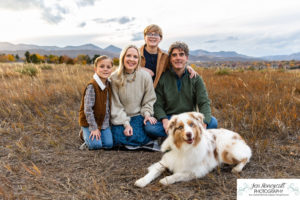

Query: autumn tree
left=113, top=57, right=119, bottom=66
left=7, top=54, right=15, bottom=62
left=75, top=54, right=91, bottom=65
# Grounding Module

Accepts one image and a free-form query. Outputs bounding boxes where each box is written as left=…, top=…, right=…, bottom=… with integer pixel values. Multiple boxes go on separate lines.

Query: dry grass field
left=0, top=63, right=299, bottom=200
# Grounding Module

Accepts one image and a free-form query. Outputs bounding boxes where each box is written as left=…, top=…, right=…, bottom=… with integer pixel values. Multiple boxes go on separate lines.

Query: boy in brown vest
left=78, top=56, right=113, bottom=150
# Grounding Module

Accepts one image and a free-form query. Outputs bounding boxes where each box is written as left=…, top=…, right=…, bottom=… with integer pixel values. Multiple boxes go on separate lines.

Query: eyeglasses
left=146, top=33, right=160, bottom=38
left=171, top=52, right=185, bottom=57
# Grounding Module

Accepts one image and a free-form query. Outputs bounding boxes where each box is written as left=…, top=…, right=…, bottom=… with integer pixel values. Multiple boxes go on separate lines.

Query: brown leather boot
left=79, top=129, right=84, bottom=142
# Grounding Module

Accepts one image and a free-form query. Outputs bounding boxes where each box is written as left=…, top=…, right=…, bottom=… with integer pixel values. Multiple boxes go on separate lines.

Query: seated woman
left=110, top=45, right=157, bottom=148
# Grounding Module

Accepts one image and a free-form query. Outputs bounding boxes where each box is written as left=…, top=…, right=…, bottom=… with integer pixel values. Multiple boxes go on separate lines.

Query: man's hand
left=162, top=118, right=169, bottom=134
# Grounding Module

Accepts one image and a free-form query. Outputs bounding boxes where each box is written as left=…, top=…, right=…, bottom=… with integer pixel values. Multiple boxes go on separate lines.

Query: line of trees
left=0, top=51, right=120, bottom=66
left=24, top=51, right=96, bottom=65
left=0, top=53, right=19, bottom=62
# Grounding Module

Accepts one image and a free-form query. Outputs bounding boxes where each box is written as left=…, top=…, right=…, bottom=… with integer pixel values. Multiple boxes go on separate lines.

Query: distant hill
left=1, top=42, right=299, bottom=61
left=0, top=42, right=119, bottom=58
left=261, top=52, right=300, bottom=61
left=104, top=45, right=122, bottom=53
left=189, top=49, right=258, bottom=62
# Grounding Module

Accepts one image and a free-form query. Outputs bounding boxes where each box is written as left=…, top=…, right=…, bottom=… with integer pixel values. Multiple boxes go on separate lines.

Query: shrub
left=215, top=68, right=231, bottom=75
left=40, top=64, right=53, bottom=70
left=16, top=66, right=38, bottom=77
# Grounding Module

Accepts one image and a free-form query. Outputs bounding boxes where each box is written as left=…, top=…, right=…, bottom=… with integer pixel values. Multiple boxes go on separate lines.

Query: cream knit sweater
left=110, top=69, right=156, bottom=127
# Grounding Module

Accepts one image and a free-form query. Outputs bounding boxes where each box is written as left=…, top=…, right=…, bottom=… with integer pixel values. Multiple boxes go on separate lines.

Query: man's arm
left=154, top=77, right=167, bottom=121
left=194, top=76, right=212, bottom=125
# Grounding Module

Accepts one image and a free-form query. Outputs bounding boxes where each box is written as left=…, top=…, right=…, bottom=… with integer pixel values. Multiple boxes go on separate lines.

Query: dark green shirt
left=154, top=67, right=212, bottom=124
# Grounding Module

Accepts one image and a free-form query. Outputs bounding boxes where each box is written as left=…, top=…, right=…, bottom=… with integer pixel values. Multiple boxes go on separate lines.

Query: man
left=145, top=41, right=218, bottom=137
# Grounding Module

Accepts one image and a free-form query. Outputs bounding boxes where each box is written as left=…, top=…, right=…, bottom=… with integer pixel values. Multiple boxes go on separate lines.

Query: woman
left=110, top=45, right=157, bottom=148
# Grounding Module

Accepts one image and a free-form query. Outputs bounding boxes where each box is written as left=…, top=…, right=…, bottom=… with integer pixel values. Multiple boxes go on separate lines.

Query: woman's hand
left=89, top=129, right=101, bottom=141
left=123, top=125, right=133, bottom=136
left=144, top=116, right=157, bottom=125
left=187, top=66, right=198, bottom=78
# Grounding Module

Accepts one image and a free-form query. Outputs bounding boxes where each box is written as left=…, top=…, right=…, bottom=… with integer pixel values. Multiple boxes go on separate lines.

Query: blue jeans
left=111, top=115, right=151, bottom=147
left=82, top=127, right=113, bottom=150
left=145, top=115, right=218, bottom=138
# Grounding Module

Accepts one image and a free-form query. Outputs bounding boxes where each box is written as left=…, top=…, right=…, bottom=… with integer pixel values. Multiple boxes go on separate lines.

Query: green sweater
left=154, top=67, right=212, bottom=124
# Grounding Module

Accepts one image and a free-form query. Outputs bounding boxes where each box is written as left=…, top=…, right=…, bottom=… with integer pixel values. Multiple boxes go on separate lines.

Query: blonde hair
left=94, top=55, right=113, bottom=68
left=115, top=45, right=141, bottom=87
left=144, top=24, right=163, bottom=39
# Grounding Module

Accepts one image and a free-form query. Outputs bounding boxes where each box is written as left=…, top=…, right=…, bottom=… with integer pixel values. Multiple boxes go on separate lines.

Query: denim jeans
left=111, top=115, right=151, bottom=147
left=145, top=115, right=218, bottom=138
left=82, top=127, right=113, bottom=150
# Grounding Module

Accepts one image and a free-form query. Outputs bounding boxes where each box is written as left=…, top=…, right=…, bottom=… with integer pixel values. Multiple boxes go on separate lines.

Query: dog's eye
left=177, top=126, right=183, bottom=130
left=189, top=123, right=194, bottom=127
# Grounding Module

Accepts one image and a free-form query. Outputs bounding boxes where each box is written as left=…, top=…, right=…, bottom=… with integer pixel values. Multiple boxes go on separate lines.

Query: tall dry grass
left=1, top=63, right=299, bottom=140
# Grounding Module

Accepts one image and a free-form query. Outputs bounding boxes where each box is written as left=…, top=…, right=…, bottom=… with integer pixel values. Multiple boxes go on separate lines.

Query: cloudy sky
left=0, top=0, right=300, bottom=57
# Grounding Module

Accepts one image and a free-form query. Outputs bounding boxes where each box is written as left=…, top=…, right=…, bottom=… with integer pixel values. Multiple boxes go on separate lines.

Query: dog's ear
left=189, top=112, right=205, bottom=127
left=167, top=115, right=177, bottom=135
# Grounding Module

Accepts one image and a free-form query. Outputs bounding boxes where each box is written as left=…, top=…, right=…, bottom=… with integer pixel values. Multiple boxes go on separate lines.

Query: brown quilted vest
left=78, top=79, right=112, bottom=130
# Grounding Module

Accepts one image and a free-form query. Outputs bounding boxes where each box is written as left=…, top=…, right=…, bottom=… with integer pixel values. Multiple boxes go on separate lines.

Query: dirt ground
left=0, top=115, right=299, bottom=200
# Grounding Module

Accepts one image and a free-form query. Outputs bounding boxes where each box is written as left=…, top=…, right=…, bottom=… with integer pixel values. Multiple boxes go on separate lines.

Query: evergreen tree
left=25, top=51, right=30, bottom=63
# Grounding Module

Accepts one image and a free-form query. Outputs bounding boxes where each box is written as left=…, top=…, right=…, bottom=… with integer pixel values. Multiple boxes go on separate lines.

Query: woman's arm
left=140, top=72, right=157, bottom=118
left=110, top=82, right=131, bottom=127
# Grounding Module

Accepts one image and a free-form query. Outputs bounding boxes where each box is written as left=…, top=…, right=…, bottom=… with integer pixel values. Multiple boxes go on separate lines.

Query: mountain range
left=0, top=42, right=299, bottom=61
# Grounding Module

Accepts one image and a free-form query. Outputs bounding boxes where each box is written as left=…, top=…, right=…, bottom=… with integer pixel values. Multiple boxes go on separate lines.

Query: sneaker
left=79, top=142, right=87, bottom=150
left=141, top=140, right=161, bottom=152
left=124, top=145, right=141, bottom=150
left=79, top=129, right=84, bottom=142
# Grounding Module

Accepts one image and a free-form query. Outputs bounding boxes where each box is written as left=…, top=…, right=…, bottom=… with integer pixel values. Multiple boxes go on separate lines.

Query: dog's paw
left=159, top=178, right=170, bottom=186
left=134, top=178, right=148, bottom=188
left=232, top=167, right=242, bottom=173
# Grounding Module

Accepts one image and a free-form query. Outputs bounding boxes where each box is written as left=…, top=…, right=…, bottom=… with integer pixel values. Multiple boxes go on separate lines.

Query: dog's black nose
left=186, top=132, right=192, bottom=138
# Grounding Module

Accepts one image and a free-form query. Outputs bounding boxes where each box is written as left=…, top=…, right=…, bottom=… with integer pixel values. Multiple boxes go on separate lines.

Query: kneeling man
left=145, top=41, right=218, bottom=137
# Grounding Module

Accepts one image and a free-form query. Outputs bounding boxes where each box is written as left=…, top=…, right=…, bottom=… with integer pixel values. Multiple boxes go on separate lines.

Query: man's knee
left=207, top=116, right=218, bottom=129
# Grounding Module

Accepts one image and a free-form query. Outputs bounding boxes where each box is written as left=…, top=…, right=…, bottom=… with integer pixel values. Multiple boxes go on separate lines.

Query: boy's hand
left=89, top=129, right=101, bottom=141
left=187, top=66, right=198, bottom=78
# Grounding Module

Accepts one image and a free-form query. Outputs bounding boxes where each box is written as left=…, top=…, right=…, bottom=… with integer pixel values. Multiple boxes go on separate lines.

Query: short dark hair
left=168, top=41, right=189, bottom=57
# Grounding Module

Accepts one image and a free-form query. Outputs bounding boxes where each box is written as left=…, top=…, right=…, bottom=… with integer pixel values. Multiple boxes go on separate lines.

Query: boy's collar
left=93, top=73, right=109, bottom=90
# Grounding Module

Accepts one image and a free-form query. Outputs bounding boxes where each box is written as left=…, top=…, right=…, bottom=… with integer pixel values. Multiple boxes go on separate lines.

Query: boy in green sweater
left=145, top=42, right=218, bottom=137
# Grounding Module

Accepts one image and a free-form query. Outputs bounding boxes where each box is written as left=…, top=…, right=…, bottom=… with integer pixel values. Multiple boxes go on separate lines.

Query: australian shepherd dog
left=135, top=112, right=252, bottom=187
